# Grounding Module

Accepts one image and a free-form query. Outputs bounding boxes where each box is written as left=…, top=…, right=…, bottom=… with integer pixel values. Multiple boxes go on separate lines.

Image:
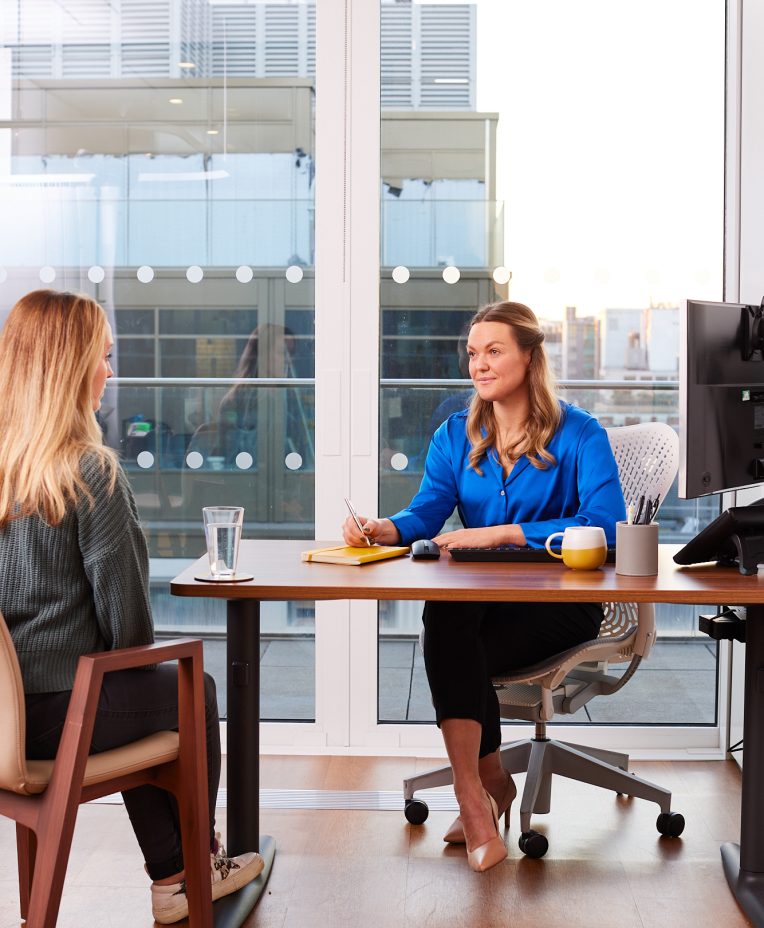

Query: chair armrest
left=40, top=638, right=206, bottom=810
left=78, top=638, right=204, bottom=674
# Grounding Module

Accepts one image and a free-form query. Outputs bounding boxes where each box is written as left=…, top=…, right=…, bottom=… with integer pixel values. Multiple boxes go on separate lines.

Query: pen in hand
left=344, top=497, right=372, bottom=546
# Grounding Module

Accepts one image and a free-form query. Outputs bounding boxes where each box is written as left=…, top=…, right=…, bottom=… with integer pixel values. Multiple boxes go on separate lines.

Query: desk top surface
left=170, top=540, right=764, bottom=605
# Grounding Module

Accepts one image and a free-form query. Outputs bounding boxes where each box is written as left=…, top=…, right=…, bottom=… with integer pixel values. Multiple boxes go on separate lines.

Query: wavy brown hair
left=466, top=301, right=561, bottom=474
left=0, top=289, right=117, bottom=527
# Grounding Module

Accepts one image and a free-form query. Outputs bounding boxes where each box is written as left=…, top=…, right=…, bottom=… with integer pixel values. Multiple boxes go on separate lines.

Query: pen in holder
left=615, top=520, right=659, bottom=576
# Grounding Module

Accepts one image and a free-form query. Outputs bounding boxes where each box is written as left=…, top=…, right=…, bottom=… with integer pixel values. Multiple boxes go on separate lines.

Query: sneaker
left=151, top=840, right=263, bottom=925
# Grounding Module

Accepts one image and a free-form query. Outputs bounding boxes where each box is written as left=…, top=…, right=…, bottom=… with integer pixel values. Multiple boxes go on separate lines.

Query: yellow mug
left=544, top=525, right=608, bottom=570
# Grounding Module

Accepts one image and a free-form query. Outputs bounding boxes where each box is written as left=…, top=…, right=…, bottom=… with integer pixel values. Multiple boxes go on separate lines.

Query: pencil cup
left=615, top=521, right=659, bottom=576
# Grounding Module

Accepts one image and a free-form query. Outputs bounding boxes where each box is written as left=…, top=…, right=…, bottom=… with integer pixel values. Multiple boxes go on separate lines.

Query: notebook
left=301, top=544, right=409, bottom=565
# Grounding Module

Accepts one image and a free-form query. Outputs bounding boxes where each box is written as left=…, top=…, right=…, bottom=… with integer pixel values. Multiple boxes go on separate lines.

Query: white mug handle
left=545, top=531, right=564, bottom=559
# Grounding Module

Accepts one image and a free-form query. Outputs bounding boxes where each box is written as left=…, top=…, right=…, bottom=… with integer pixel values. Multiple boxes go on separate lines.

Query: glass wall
left=377, top=0, right=725, bottom=725
left=0, top=0, right=317, bottom=721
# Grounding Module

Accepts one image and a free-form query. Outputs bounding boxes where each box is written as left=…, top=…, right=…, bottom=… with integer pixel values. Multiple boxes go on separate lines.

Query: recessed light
left=169, top=98, right=183, bottom=105
left=206, top=129, right=219, bottom=135
left=178, top=61, right=196, bottom=70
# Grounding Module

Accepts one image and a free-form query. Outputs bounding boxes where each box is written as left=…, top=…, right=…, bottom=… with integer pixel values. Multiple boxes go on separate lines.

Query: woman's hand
left=434, top=524, right=526, bottom=550
left=341, top=515, right=401, bottom=546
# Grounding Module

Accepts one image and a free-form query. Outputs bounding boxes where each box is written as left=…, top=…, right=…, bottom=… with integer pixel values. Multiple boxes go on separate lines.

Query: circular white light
left=442, top=266, right=460, bottom=285
left=39, top=266, right=56, bottom=284
left=235, top=451, right=254, bottom=470
left=137, top=265, right=154, bottom=283
left=284, top=452, right=303, bottom=471
left=186, top=265, right=203, bottom=283
left=88, top=265, right=105, bottom=284
left=186, top=451, right=204, bottom=469
left=492, top=266, right=511, bottom=285
left=0, top=269, right=7, bottom=283
left=136, top=451, right=155, bottom=469
left=235, top=265, right=254, bottom=283
left=392, top=265, right=410, bottom=284
left=285, top=265, right=303, bottom=284
left=390, top=453, right=409, bottom=472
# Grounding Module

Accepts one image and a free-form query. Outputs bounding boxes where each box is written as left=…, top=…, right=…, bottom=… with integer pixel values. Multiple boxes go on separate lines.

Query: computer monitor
left=679, top=298, right=764, bottom=500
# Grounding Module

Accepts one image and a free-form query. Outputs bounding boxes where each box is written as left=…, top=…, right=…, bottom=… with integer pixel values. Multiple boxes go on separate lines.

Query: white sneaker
left=151, top=840, right=263, bottom=925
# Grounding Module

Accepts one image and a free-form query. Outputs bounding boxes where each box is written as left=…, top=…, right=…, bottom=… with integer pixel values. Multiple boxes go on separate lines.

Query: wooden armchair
left=0, top=610, right=213, bottom=928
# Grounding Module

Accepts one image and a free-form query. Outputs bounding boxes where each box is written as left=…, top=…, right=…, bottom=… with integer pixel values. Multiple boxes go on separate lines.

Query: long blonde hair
left=0, top=289, right=117, bottom=527
left=466, top=301, right=561, bottom=474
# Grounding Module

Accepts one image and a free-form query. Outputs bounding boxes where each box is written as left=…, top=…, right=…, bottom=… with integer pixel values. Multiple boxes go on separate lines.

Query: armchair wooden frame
left=0, top=612, right=213, bottom=928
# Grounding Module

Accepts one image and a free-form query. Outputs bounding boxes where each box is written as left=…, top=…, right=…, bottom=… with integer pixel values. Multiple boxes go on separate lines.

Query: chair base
left=403, top=735, right=673, bottom=837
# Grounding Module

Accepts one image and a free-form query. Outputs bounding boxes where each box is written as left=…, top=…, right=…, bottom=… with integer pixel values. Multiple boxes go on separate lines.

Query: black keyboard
left=448, top=545, right=616, bottom=563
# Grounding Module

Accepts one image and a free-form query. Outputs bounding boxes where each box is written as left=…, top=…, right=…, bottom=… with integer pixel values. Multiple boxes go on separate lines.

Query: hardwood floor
left=0, top=757, right=749, bottom=928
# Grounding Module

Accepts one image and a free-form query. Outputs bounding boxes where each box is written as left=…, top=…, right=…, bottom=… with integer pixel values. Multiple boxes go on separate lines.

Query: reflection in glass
left=377, top=0, right=725, bottom=727
left=1, top=0, right=318, bottom=723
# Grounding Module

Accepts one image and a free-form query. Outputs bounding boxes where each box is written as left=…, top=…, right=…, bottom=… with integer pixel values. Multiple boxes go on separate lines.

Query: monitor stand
left=722, top=532, right=764, bottom=575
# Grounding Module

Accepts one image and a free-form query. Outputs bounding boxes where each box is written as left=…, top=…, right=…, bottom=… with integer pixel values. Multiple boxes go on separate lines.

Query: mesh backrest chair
left=403, top=421, right=686, bottom=858
left=0, top=610, right=213, bottom=928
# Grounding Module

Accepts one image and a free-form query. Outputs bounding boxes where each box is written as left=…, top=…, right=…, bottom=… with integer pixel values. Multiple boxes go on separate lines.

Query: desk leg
left=213, top=598, right=275, bottom=928
left=722, top=603, right=764, bottom=926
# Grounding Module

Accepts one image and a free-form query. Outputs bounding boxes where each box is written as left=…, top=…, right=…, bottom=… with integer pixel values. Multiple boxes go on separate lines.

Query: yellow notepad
left=301, top=544, right=409, bottom=565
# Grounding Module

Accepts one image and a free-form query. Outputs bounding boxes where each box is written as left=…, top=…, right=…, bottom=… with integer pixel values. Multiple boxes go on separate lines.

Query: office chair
left=0, top=611, right=213, bottom=928
left=403, top=421, right=685, bottom=858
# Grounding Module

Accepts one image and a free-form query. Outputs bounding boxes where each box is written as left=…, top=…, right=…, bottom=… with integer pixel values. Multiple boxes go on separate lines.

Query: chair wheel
left=404, top=798, right=429, bottom=825
left=656, top=811, right=685, bottom=837
left=519, top=830, right=548, bottom=859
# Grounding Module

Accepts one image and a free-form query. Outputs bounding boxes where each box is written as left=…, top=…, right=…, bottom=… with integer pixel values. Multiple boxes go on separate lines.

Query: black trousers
left=422, top=599, right=604, bottom=758
left=24, top=665, right=221, bottom=881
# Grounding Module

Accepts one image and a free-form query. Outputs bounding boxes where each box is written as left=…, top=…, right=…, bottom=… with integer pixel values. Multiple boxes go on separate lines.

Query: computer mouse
left=410, top=538, right=441, bottom=560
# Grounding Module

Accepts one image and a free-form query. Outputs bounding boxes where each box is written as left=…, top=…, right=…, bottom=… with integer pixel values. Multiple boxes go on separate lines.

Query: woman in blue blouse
left=343, top=301, right=624, bottom=873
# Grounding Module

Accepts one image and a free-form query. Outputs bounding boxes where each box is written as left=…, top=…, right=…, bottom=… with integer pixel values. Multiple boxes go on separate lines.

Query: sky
left=471, top=0, right=725, bottom=320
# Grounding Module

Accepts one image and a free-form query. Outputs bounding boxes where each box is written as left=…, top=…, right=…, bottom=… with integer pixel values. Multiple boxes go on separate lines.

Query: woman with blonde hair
left=0, top=289, right=262, bottom=924
left=343, top=301, right=624, bottom=872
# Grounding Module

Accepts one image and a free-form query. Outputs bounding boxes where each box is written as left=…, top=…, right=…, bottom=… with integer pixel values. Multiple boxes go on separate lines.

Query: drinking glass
left=203, top=506, right=244, bottom=578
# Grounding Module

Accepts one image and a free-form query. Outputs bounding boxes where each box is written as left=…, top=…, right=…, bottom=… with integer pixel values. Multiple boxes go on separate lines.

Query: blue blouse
left=389, top=401, right=625, bottom=548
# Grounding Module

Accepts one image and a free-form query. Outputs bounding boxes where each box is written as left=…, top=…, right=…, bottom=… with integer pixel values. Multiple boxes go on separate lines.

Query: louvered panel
left=381, top=1, right=412, bottom=108
left=12, top=45, right=54, bottom=78
left=419, top=3, right=472, bottom=108
left=62, top=44, right=112, bottom=77
left=120, top=0, right=171, bottom=76
left=305, top=3, right=315, bottom=77
left=121, top=43, right=171, bottom=75
left=60, top=0, right=111, bottom=44
left=181, top=0, right=211, bottom=76
left=17, top=0, right=56, bottom=45
left=211, top=6, right=256, bottom=77
left=264, top=3, right=299, bottom=76
left=121, top=0, right=171, bottom=40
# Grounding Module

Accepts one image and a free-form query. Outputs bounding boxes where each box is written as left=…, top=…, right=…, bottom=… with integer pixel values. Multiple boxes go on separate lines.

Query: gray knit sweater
left=0, top=456, right=154, bottom=694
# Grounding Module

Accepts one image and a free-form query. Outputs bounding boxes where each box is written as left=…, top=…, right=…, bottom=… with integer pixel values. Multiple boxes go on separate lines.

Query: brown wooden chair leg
left=24, top=795, right=80, bottom=928
left=16, top=822, right=36, bottom=920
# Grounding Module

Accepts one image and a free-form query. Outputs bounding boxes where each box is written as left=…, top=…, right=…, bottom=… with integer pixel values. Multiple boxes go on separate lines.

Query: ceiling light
left=206, top=129, right=219, bottom=135
left=178, top=61, right=196, bottom=70
left=169, top=98, right=183, bottom=105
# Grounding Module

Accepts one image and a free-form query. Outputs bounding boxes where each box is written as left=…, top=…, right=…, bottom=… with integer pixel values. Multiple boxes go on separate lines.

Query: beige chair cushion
left=18, top=730, right=180, bottom=796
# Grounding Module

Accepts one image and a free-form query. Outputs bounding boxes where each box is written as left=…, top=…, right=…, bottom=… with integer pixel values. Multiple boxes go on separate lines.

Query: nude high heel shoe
left=443, top=776, right=516, bottom=844
left=466, top=792, right=507, bottom=873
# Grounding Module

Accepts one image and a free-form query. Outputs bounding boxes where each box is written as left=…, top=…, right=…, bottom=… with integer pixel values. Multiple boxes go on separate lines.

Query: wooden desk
left=171, top=541, right=764, bottom=927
